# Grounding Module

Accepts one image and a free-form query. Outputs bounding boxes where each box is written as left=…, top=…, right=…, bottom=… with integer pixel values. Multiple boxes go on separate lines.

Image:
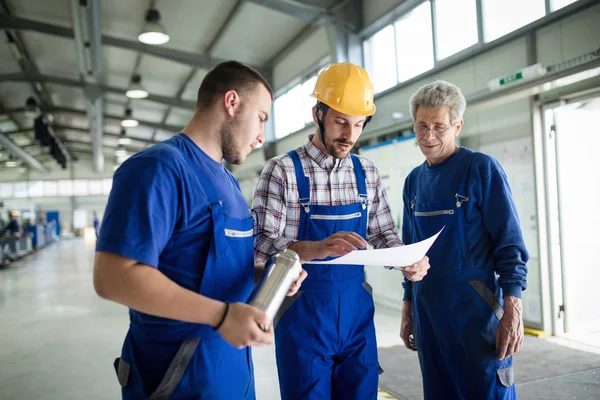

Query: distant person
left=93, top=211, right=100, bottom=238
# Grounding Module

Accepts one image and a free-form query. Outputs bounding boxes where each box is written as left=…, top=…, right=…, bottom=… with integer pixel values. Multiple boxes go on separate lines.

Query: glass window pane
left=14, top=182, right=28, bottom=198
left=58, top=180, right=73, bottom=196
left=287, top=84, right=305, bottom=134
left=44, top=181, right=58, bottom=196
left=88, top=180, right=103, bottom=195
left=551, top=0, right=577, bottom=11
left=274, top=93, right=288, bottom=139
left=0, top=183, right=14, bottom=198
left=364, top=25, right=398, bottom=93
left=102, top=179, right=113, bottom=195
left=274, top=85, right=305, bottom=140
left=72, top=180, right=89, bottom=196
left=395, top=2, right=434, bottom=82
left=483, top=0, right=546, bottom=42
left=435, top=0, right=478, bottom=60
left=28, top=181, right=44, bottom=197
left=302, top=75, right=318, bottom=125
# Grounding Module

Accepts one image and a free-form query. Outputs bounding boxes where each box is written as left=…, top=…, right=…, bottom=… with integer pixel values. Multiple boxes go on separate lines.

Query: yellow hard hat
left=310, top=62, right=376, bottom=117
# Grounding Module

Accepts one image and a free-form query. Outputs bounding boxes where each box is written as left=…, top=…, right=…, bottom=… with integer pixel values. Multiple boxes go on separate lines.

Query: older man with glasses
left=399, top=80, right=529, bottom=400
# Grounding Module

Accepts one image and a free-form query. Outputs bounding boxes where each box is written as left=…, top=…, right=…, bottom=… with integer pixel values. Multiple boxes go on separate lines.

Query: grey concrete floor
left=1, top=237, right=598, bottom=399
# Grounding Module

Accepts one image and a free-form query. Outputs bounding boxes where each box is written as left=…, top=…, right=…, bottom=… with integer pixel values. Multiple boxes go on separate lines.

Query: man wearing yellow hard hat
left=253, top=62, right=431, bottom=399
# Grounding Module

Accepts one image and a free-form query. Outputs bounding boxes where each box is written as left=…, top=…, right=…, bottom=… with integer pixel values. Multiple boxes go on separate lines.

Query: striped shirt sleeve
left=252, top=158, right=296, bottom=264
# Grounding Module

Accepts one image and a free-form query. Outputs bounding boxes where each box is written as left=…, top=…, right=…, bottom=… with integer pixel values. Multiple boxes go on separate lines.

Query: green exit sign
left=499, top=71, right=523, bottom=86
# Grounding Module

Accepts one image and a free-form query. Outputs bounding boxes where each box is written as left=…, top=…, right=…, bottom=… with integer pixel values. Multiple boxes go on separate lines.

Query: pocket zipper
left=414, top=210, right=455, bottom=217
left=224, top=228, right=253, bottom=238
left=310, top=212, right=362, bottom=220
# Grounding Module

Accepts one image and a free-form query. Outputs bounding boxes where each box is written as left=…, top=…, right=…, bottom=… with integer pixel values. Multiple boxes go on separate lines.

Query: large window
left=363, top=25, right=397, bottom=93
left=0, top=179, right=114, bottom=199
left=302, top=75, right=318, bottom=125
left=28, top=181, right=44, bottom=197
left=551, top=0, right=578, bottom=11
left=363, top=0, right=572, bottom=93
left=274, top=70, right=323, bottom=139
left=395, top=2, right=434, bottom=82
left=88, top=180, right=103, bottom=195
left=483, top=0, right=546, bottom=42
left=44, top=181, right=58, bottom=196
left=435, top=0, right=478, bottom=60
left=0, top=182, right=13, bottom=198
left=14, top=182, right=28, bottom=198
left=58, top=180, right=73, bottom=196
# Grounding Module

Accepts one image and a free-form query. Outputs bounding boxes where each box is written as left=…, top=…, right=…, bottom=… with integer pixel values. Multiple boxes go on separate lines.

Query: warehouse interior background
left=1, top=0, right=599, bottom=399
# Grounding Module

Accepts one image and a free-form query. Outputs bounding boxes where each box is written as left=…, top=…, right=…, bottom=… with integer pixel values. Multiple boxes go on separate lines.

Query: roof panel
left=99, top=0, right=148, bottom=43
left=0, top=82, right=35, bottom=109
left=157, top=0, right=239, bottom=53
left=19, top=32, right=80, bottom=79
left=127, top=99, right=169, bottom=124
left=64, top=130, right=91, bottom=142
left=105, top=102, right=125, bottom=118
left=180, top=69, right=208, bottom=102
left=54, top=113, right=88, bottom=130
left=103, top=46, right=138, bottom=90
left=211, top=2, right=308, bottom=65
left=137, top=54, right=191, bottom=97
left=9, top=0, right=72, bottom=27
left=100, top=0, right=239, bottom=53
left=0, top=40, right=22, bottom=74
left=46, top=84, right=86, bottom=110
left=154, top=129, right=175, bottom=142
left=126, top=126, right=153, bottom=140
left=166, top=107, right=194, bottom=127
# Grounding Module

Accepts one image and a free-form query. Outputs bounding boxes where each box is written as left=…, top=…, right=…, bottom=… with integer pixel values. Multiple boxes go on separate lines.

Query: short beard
left=221, top=114, right=242, bottom=165
left=324, top=135, right=353, bottom=159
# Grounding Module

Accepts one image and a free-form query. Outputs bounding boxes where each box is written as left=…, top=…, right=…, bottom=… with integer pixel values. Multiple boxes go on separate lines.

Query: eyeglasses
left=413, top=124, right=453, bottom=136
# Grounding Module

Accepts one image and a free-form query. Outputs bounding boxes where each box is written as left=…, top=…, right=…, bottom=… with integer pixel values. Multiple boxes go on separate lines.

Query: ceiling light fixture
left=138, top=8, right=170, bottom=45
left=118, top=128, right=132, bottom=145
left=125, top=73, right=149, bottom=99
left=121, top=108, right=139, bottom=128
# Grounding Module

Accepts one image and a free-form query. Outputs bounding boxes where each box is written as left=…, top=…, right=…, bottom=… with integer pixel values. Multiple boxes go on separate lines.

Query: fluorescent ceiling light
left=138, top=9, right=170, bottom=45
left=126, top=74, right=149, bottom=99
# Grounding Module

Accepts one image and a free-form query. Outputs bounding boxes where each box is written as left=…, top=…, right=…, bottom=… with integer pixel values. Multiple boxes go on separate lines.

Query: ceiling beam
left=0, top=133, right=47, bottom=172
left=4, top=124, right=163, bottom=145
left=244, top=0, right=354, bottom=30
left=2, top=107, right=182, bottom=133
left=267, top=24, right=318, bottom=67
left=70, top=0, right=105, bottom=172
left=0, top=0, right=71, bottom=166
left=0, top=15, right=268, bottom=74
left=0, top=72, right=197, bottom=110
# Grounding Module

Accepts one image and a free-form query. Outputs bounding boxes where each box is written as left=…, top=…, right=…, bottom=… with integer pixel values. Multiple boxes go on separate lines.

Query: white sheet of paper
left=309, top=227, right=444, bottom=268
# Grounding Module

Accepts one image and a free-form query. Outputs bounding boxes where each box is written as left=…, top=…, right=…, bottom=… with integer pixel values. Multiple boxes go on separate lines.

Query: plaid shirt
left=253, top=134, right=403, bottom=264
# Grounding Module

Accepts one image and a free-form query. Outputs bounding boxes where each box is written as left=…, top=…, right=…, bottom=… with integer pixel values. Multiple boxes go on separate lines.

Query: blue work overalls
left=113, top=143, right=257, bottom=400
left=407, top=152, right=516, bottom=399
left=274, top=150, right=379, bottom=400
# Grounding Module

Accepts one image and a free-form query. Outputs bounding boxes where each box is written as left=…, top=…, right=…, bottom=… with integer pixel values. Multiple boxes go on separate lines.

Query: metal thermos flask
left=248, top=249, right=302, bottom=330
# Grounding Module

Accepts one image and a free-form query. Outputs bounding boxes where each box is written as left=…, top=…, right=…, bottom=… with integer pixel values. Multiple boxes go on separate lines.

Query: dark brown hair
left=196, top=60, right=273, bottom=109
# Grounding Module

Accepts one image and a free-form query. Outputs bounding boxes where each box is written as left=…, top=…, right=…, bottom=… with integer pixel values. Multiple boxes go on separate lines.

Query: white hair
left=409, top=80, right=467, bottom=123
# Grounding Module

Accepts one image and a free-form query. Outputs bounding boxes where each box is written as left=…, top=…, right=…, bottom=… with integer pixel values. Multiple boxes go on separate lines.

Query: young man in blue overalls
left=94, top=61, right=305, bottom=399
left=253, top=62, right=431, bottom=399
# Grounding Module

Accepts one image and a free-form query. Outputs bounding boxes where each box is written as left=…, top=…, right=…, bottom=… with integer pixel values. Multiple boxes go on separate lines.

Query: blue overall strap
left=287, top=150, right=310, bottom=209
left=350, top=154, right=368, bottom=206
